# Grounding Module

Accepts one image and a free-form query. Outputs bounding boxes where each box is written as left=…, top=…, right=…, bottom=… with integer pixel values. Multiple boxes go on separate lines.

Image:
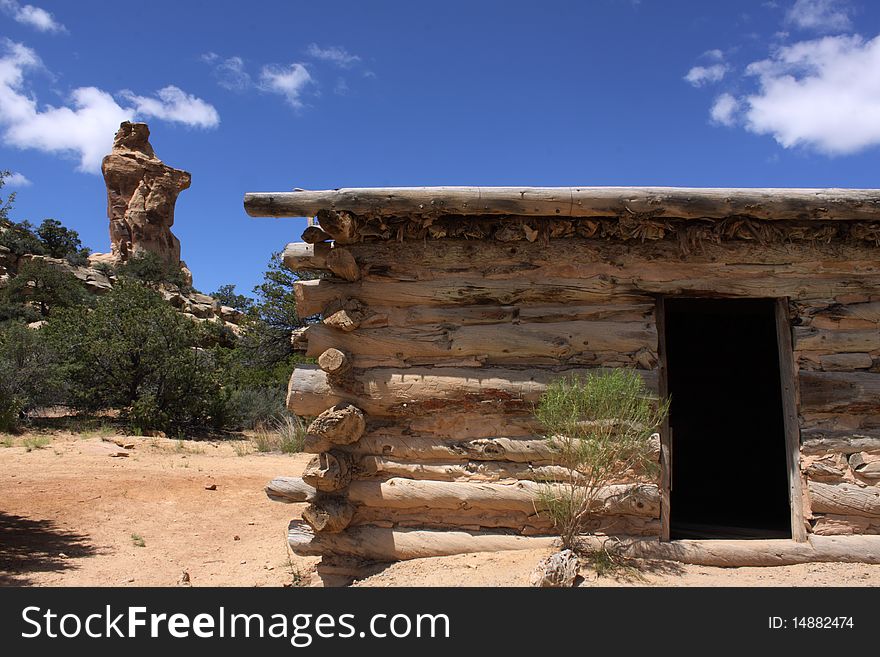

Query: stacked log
left=248, top=187, right=880, bottom=566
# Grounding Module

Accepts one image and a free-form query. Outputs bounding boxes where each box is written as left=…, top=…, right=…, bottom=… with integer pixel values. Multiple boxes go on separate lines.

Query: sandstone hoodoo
left=98, top=121, right=192, bottom=282
left=248, top=186, right=880, bottom=579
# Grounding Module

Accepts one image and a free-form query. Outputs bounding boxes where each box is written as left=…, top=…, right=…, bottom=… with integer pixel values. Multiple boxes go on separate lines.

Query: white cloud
left=785, top=0, right=851, bottom=33
left=202, top=53, right=252, bottom=92
left=0, top=40, right=219, bottom=173
left=259, top=63, right=313, bottom=108
left=305, top=44, right=360, bottom=68
left=0, top=0, right=65, bottom=33
left=119, top=86, right=219, bottom=128
left=4, top=171, right=31, bottom=186
left=742, top=34, right=880, bottom=154
left=704, top=49, right=725, bottom=61
left=710, top=93, right=740, bottom=126
left=684, top=64, right=728, bottom=87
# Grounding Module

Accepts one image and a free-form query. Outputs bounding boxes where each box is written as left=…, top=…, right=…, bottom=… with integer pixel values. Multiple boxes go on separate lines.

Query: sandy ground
left=0, top=431, right=318, bottom=587
left=1, top=431, right=879, bottom=587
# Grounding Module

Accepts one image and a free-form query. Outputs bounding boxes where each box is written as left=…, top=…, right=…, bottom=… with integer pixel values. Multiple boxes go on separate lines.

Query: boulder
left=529, top=549, right=580, bottom=588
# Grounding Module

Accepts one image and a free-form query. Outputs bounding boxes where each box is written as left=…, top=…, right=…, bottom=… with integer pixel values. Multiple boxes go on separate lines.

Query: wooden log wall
left=268, top=209, right=880, bottom=562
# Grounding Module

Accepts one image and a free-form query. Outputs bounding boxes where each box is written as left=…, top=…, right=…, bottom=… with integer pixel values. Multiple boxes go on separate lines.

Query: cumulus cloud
left=305, top=44, right=361, bottom=68
left=4, top=171, right=31, bottom=186
left=710, top=93, right=740, bottom=126
left=119, top=86, right=219, bottom=128
left=742, top=34, right=880, bottom=154
left=0, top=41, right=219, bottom=173
left=259, top=63, right=313, bottom=108
left=0, top=0, right=65, bottom=33
left=786, top=0, right=851, bottom=33
left=684, top=64, right=728, bottom=87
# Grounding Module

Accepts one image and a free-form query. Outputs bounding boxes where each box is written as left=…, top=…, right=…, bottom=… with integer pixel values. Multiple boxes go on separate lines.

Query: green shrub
left=228, top=386, right=287, bottom=430
left=4, top=258, right=88, bottom=317
left=46, top=281, right=229, bottom=435
left=536, top=369, right=669, bottom=550
left=0, top=321, right=62, bottom=432
left=117, top=252, right=191, bottom=290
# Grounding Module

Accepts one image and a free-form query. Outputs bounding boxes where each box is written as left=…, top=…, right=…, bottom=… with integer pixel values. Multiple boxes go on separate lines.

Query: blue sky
left=2, top=0, right=879, bottom=294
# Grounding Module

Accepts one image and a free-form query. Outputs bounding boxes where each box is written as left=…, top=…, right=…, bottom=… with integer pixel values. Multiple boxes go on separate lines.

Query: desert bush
left=252, top=413, right=305, bottom=454
left=536, top=369, right=668, bottom=550
left=228, top=385, right=286, bottom=430
left=0, top=321, right=63, bottom=432
left=46, top=281, right=230, bottom=435
left=117, top=252, right=191, bottom=290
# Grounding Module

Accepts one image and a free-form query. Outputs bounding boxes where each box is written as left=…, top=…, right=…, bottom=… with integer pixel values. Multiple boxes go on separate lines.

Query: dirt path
left=2, top=431, right=879, bottom=587
left=0, top=432, right=317, bottom=586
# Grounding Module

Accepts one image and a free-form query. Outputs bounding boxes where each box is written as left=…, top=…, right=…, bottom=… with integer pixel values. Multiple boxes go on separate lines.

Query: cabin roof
left=244, top=186, right=880, bottom=222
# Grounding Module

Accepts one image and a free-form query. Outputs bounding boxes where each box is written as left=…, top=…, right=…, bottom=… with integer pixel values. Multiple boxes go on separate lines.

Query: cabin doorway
left=660, top=298, right=794, bottom=540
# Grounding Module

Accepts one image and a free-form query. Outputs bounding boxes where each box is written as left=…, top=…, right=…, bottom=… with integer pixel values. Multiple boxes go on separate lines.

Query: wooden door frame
left=656, top=296, right=807, bottom=542
left=656, top=297, right=672, bottom=541
left=774, top=298, right=808, bottom=541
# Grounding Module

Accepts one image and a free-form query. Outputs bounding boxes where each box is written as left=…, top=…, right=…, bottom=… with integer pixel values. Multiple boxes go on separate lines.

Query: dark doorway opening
left=664, top=298, right=792, bottom=540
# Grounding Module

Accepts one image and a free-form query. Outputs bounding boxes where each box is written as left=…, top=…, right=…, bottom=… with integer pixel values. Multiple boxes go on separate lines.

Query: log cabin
left=245, top=187, right=880, bottom=575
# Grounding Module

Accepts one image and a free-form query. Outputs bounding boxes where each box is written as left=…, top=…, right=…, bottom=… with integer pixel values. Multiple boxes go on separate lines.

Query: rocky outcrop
left=158, top=287, right=246, bottom=333
left=99, top=121, right=191, bottom=281
left=17, top=254, right=114, bottom=295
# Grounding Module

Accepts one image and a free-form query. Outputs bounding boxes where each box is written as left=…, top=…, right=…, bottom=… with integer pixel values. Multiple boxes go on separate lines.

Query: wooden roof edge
left=243, top=186, right=880, bottom=221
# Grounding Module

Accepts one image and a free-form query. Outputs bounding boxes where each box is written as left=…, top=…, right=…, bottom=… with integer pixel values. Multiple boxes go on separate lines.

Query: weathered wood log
left=795, top=328, right=880, bottom=354
left=810, top=301, right=880, bottom=330
left=357, top=455, right=579, bottom=483
left=811, top=514, right=880, bottom=535
left=317, top=348, right=351, bottom=376
left=302, top=451, right=353, bottom=492
left=817, top=353, right=874, bottom=371
left=850, top=452, right=880, bottom=480
left=287, top=521, right=880, bottom=564
left=283, top=242, right=331, bottom=270
left=316, top=209, right=358, bottom=243
left=345, top=478, right=659, bottom=517
left=364, top=302, right=655, bottom=328
left=294, top=268, right=880, bottom=318
left=294, top=278, right=646, bottom=318
left=342, top=434, right=558, bottom=463
left=322, top=297, right=372, bottom=331
left=351, top=507, right=659, bottom=536
left=288, top=520, right=559, bottom=559
left=342, top=237, right=880, bottom=287
left=352, top=506, right=552, bottom=532
left=286, top=364, right=658, bottom=417
left=808, top=481, right=880, bottom=518
left=302, top=497, right=355, bottom=533
left=801, top=428, right=880, bottom=455
left=800, top=371, right=880, bottom=414
left=304, top=320, right=657, bottom=364
left=304, top=403, right=365, bottom=453
left=301, top=225, right=332, bottom=244
left=266, top=476, right=316, bottom=503
left=325, top=247, right=361, bottom=282
left=245, top=187, right=880, bottom=221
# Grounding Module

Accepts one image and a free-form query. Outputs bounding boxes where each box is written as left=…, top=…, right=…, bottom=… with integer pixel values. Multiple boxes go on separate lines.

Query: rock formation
left=99, top=121, right=191, bottom=281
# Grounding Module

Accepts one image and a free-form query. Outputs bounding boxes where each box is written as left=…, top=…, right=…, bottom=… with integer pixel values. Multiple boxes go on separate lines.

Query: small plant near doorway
left=536, top=369, right=669, bottom=557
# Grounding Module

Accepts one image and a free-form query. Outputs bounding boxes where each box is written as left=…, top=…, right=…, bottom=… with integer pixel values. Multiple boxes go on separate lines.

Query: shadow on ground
left=0, top=512, right=100, bottom=586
